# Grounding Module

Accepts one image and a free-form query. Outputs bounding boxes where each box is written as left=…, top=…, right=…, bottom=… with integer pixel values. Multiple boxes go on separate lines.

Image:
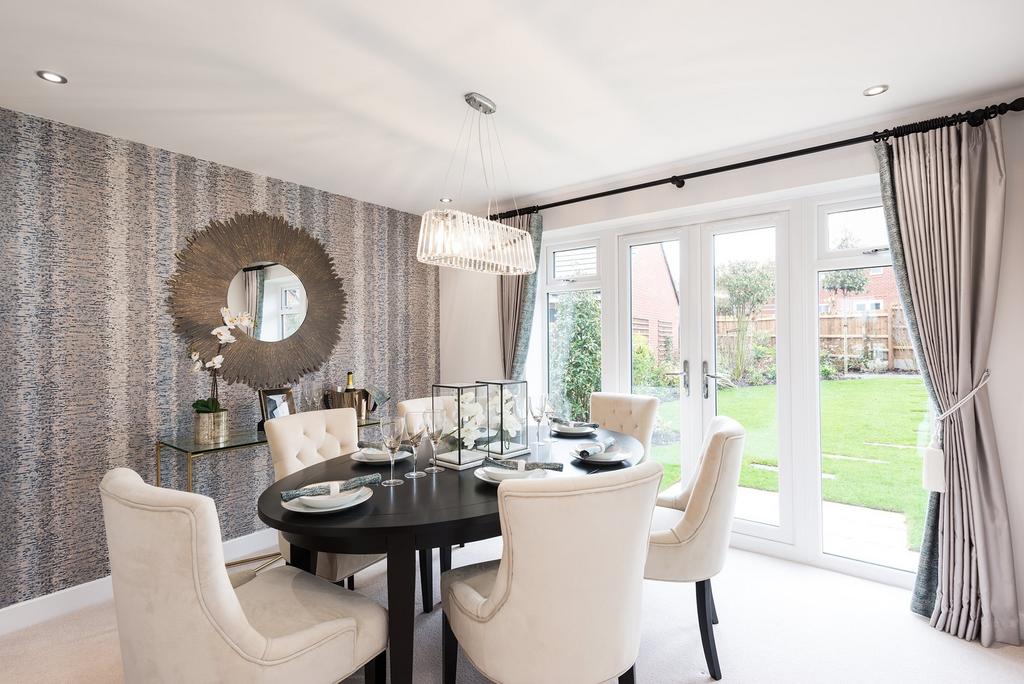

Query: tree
left=822, top=268, right=869, bottom=300
left=548, top=291, right=602, bottom=420
left=715, top=260, right=774, bottom=383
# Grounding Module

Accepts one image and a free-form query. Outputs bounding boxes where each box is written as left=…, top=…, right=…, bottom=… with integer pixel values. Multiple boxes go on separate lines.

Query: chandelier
left=417, top=92, right=536, bottom=275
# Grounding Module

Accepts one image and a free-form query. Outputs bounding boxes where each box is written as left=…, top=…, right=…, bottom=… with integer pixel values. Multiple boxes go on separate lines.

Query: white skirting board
left=0, top=528, right=278, bottom=637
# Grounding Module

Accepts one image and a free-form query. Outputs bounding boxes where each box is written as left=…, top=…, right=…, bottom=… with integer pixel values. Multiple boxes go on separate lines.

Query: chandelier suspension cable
left=456, top=110, right=476, bottom=205
left=491, top=115, right=520, bottom=218
left=438, top=106, right=472, bottom=207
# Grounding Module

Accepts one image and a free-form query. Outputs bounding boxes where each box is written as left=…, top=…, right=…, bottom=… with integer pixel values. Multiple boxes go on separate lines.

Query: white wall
left=439, top=269, right=504, bottom=382
left=438, top=90, right=1024, bottom=635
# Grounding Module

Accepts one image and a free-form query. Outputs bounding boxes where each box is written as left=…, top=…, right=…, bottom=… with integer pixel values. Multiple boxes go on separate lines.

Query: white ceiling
left=2, top=0, right=1023, bottom=215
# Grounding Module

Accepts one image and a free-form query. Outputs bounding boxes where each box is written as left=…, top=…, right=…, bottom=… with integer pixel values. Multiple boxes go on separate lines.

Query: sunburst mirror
left=168, top=211, right=346, bottom=388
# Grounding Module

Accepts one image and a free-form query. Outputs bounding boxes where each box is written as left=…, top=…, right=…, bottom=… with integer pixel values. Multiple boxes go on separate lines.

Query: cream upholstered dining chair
left=645, top=415, right=745, bottom=681
left=264, top=408, right=384, bottom=586
left=100, top=468, right=388, bottom=683
left=441, top=460, right=664, bottom=684
left=589, top=391, right=659, bottom=459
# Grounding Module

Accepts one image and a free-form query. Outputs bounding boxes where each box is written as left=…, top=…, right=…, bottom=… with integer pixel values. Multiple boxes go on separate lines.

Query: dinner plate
left=480, top=465, right=534, bottom=481
left=473, top=467, right=547, bottom=485
left=551, top=424, right=597, bottom=438
left=572, top=442, right=628, bottom=464
left=298, top=482, right=364, bottom=509
left=351, top=447, right=412, bottom=464
left=281, top=486, right=373, bottom=514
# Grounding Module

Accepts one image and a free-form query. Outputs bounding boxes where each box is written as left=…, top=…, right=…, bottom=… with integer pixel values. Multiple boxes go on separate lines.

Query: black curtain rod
left=492, top=96, right=1024, bottom=220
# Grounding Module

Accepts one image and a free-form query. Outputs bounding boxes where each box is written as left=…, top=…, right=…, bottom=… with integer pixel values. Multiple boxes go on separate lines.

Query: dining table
left=257, top=428, right=644, bottom=684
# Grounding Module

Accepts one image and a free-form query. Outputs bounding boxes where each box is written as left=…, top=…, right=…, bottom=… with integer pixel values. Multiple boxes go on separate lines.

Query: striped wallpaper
left=0, top=107, right=439, bottom=607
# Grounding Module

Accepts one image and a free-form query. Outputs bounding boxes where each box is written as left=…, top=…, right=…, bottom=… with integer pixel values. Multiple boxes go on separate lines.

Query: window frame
left=816, top=197, right=892, bottom=262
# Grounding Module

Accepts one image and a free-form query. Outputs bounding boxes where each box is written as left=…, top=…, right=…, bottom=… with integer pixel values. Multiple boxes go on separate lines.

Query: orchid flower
left=211, top=326, right=236, bottom=344
left=205, top=354, right=224, bottom=370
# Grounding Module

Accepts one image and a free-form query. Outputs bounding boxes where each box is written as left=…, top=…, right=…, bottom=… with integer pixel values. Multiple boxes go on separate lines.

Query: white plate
left=474, top=467, right=547, bottom=485
left=351, top=448, right=412, bottom=464
left=481, top=466, right=534, bottom=481
left=298, top=481, right=364, bottom=509
left=282, top=486, right=373, bottom=514
left=572, top=442, right=627, bottom=464
left=551, top=424, right=597, bottom=437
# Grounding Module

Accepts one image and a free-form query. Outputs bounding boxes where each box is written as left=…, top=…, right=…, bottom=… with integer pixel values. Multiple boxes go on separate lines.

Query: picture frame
left=258, top=387, right=297, bottom=423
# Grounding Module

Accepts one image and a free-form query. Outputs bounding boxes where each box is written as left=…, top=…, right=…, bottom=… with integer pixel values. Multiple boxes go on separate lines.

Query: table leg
left=289, top=544, right=318, bottom=575
left=419, top=548, right=433, bottom=613
left=440, top=545, right=452, bottom=573
left=186, top=453, right=193, bottom=493
left=386, top=538, right=416, bottom=684
left=155, top=443, right=162, bottom=487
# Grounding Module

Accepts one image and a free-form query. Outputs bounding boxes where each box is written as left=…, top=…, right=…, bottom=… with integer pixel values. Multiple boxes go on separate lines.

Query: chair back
left=264, top=407, right=358, bottom=481
left=647, top=416, right=745, bottom=581
left=475, top=461, right=662, bottom=682
left=99, top=468, right=265, bottom=680
left=589, top=391, right=659, bottom=458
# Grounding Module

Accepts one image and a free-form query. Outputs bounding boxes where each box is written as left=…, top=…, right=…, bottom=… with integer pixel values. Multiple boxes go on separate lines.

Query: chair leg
left=443, top=613, right=458, bottom=684
left=696, top=579, right=722, bottom=680
left=364, top=650, right=386, bottom=684
left=618, top=664, right=636, bottom=683
left=708, top=580, right=718, bottom=624
left=419, top=548, right=433, bottom=613
left=347, top=574, right=355, bottom=591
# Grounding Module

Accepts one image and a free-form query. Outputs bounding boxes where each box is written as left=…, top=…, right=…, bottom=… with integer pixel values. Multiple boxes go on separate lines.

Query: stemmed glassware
left=529, top=394, right=549, bottom=445
left=422, top=408, right=445, bottom=473
left=404, top=412, right=427, bottom=479
left=379, top=417, right=404, bottom=487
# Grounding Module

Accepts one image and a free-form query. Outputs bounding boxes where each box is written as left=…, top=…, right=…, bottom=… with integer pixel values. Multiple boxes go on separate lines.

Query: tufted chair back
left=265, top=408, right=359, bottom=481
left=589, top=392, right=659, bottom=458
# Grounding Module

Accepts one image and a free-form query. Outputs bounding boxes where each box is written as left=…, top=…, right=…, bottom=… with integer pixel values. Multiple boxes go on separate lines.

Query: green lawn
left=649, top=375, right=930, bottom=551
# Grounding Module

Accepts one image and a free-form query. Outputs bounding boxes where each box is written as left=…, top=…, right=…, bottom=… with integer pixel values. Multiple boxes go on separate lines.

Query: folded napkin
left=280, top=473, right=382, bottom=502
left=575, top=437, right=616, bottom=458
left=550, top=417, right=600, bottom=429
left=483, top=456, right=563, bottom=472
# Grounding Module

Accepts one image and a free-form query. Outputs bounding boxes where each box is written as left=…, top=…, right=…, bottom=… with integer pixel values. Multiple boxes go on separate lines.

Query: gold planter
left=195, top=410, right=229, bottom=444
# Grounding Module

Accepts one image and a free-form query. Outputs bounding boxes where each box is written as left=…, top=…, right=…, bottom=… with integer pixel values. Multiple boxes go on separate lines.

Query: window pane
left=629, top=241, right=682, bottom=492
left=818, top=265, right=930, bottom=571
left=712, top=227, right=779, bottom=527
left=826, top=206, right=887, bottom=251
left=547, top=290, right=601, bottom=420
left=552, top=246, right=598, bottom=280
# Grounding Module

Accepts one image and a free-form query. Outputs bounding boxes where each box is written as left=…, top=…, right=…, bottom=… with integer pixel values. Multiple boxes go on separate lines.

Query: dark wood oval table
left=257, top=429, right=644, bottom=684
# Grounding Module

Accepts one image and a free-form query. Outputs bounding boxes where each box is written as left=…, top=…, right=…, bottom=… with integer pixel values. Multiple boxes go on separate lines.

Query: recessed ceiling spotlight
left=36, top=70, right=68, bottom=84
left=863, top=84, right=889, bottom=97
left=439, top=196, right=453, bottom=203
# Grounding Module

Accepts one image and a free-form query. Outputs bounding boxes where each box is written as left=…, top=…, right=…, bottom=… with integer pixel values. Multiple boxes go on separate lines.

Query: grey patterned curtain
left=874, top=120, right=1020, bottom=646
left=498, top=213, right=543, bottom=380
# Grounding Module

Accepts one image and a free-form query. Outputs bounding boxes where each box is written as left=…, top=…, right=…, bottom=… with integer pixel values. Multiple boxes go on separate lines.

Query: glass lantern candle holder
left=477, top=379, right=529, bottom=458
left=431, top=382, right=489, bottom=470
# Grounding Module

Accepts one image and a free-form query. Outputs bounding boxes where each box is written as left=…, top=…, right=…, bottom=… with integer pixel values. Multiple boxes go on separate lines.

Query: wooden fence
left=715, top=305, right=918, bottom=371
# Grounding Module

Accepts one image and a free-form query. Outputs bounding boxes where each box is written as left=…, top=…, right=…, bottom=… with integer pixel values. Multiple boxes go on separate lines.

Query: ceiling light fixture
left=417, top=92, right=536, bottom=275
left=36, top=70, right=68, bottom=84
left=863, top=84, right=889, bottom=97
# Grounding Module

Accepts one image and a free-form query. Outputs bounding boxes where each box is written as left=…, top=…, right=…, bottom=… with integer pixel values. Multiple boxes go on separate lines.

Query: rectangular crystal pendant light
left=417, top=209, right=535, bottom=275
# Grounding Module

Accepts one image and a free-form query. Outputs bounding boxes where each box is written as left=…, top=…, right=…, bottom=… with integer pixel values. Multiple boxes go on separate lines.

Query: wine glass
left=423, top=408, right=445, bottom=473
left=529, top=394, right=549, bottom=445
left=404, top=412, right=427, bottom=479
left=379, top=417, right=404, bottom=487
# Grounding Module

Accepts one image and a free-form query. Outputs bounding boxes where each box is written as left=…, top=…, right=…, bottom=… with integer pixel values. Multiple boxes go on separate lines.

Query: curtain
left=875, top=120, right=1020, bottom=646
left=498, top=213, right=544, bottom=379
left=244, top=268, right=265, bottom=339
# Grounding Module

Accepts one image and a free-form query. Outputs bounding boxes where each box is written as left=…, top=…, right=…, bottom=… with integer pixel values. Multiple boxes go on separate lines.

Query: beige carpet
left=2, top=540, right=1023, bottom=683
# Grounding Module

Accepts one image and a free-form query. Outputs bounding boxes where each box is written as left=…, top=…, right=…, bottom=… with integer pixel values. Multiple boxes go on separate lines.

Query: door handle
left=702, top=360, right=720, bottom=399
left=664, top=360, right=690, bottom=397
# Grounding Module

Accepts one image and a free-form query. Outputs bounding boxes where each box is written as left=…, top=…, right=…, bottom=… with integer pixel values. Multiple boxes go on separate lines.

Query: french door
left=619, top=212, right=793, bottom=544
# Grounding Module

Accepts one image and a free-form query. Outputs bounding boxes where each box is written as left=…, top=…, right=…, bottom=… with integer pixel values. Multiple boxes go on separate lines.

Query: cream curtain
left=875, top=120, right=1019, bottom=646
left=244, top=268, right=265, bottom=339
left=498, top=213, right=544, bottom=379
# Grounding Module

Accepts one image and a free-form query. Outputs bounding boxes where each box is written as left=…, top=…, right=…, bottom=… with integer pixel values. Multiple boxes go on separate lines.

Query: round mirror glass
left=226, top=263, right=307, bottom=341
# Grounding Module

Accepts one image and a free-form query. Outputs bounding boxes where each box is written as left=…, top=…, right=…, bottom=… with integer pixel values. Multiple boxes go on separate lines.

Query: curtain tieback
left=922, top=369, right=991, bottom=493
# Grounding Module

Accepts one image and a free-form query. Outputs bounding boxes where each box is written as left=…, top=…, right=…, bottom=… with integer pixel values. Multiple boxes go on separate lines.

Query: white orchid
left=211, top=326, right=236, bottom=344
left=236, top=311, right=254, bottom=330
left=190, top=351, right=200, bottom=361
left=457, top=423, right=485, bottom=449
left=205, top=354, right=224, bottom=370
left=192, top=360, right=203, bottom=373
left=220, top=307, right=239, bottom=329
